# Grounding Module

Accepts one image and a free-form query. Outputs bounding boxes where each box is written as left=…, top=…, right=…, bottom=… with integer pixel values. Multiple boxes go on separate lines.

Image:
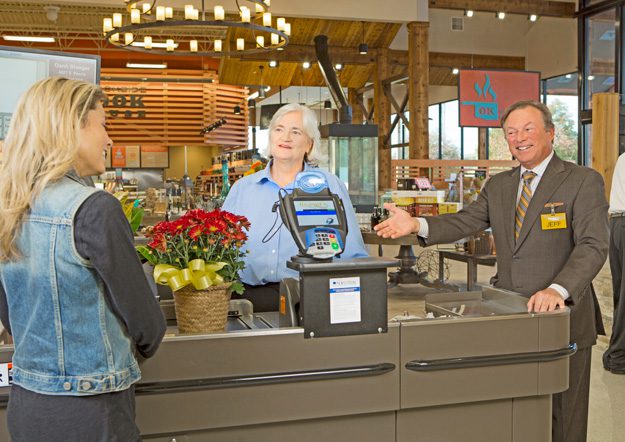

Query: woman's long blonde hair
left=0, top=77, right=105, bottom=261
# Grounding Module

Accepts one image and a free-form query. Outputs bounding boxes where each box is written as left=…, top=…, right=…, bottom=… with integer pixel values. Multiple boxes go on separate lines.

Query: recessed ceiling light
left=3, top=35, right=55, bottom=43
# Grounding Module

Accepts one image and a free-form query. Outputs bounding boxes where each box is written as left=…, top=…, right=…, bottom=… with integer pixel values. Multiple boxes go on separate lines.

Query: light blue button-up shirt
left=222, top=161, right=369, bottom=285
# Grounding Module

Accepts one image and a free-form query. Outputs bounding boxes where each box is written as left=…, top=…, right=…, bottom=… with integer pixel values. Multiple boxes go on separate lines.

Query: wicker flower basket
left=173, top=283, right=231, bottom=333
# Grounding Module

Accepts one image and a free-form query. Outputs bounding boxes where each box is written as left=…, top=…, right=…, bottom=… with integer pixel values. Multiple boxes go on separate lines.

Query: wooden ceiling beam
left=238, top=45, right=376, bottom=65
left=236, top=46, right=524, bottom=70
left=428, top=0, right=575, bottom=18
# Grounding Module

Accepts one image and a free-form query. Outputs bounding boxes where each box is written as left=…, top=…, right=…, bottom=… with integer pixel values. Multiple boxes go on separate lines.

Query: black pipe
left=314, top=35, right=352, bottom=124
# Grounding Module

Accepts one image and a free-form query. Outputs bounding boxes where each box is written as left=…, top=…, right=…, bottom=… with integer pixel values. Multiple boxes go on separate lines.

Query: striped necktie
left=515, top=170, right=537, bottom=241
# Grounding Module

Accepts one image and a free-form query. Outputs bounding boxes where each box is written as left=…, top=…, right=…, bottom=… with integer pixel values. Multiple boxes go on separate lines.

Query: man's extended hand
left=373, top=203, right=420, bottom=239
left=527, top=288, right=565, bottom=312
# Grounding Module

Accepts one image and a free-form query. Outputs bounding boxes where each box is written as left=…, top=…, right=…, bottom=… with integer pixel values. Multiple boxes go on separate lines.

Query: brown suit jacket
left=422, top=154, right=608, bottom=349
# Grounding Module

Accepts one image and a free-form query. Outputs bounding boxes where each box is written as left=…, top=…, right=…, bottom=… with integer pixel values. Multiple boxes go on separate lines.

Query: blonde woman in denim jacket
left=0, top=77, right=166, bottom=441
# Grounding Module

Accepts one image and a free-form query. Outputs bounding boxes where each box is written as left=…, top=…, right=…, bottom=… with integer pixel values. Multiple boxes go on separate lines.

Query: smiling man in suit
left=375, top=100, right=608, bottom=442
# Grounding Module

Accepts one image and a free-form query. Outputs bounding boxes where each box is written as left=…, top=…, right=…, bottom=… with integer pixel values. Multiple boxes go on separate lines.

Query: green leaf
left=229, top=281, right=244, bottom=295
left=129, top=207, right=144, bottom=234
left=136, top=245, right=157, bottom=265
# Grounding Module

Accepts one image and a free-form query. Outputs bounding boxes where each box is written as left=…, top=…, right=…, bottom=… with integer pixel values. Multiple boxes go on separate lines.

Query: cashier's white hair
left=0, top=77, right=106, bottom=261
left=259, top=103, right=325, bottom=165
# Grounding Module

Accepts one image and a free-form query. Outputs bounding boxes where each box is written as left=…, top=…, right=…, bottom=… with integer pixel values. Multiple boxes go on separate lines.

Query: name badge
left=541, top=213, right=567, bottom=230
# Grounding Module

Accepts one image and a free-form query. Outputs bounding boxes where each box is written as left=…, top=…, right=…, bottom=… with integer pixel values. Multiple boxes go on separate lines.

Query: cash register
left=278, top=171, right=398, bottom=338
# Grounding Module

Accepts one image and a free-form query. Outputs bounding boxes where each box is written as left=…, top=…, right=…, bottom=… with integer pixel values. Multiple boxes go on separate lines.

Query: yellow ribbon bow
left=154, top=259, right=227, bottom=291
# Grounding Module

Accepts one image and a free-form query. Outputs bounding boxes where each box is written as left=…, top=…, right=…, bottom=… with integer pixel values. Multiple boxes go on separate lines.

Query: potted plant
left=137, top=208, right=249, bottom=333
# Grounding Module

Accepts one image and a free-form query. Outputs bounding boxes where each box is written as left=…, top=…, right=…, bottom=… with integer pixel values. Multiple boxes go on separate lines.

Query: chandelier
left=102, top=0, right=291, bottom=56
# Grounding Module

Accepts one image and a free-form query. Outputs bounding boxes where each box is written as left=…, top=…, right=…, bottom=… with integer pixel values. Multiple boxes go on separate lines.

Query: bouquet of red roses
left=137, top=208, right=249, bottom=294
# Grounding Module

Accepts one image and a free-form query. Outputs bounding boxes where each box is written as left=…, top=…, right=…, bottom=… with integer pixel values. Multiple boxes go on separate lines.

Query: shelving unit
left=195, top=159, right=251, bottom=197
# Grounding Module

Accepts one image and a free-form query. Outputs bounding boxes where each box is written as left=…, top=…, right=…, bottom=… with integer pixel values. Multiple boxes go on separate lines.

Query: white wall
left=525, top=18, right=577, bottom=78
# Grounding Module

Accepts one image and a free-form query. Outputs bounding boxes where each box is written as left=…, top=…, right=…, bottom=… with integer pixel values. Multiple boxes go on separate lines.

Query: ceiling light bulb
left=271, top=33, right=279, bottom=45
left=165, top=7, right=173, bottom=19
left=302, top=61, right=311, bottom=69
left=125, top=33, right=133, bottom=45
left=263, top=12, right=272, bottom=27
left=335, top=63, right=343, bottom=71
left=214, top=39, right=222, bottom=52
left=269, top=60, right=278, bottom=67
left=284, top=23, right=291, bottom=36
left=113, top=13, right=122, bottom=28
left=190, top=40, right=198, bottom=52
left=452, top=68, right=459, bottom=75
left=214, top=5, right=224, bottom=20
left=465, top=10, right=474, bottom=17
left=131, top=8, right=140, bottom=24
left=256, top=36, right=264, bottom=48
left=277, top=17, right=286, bottom=31
left=241, top=7, right=251, bottom=23
left=587, top=75, right=595, bottom=81
left=185, top=5, right=194, bottom=19
left=156, top=6, right=165, bottom=21
left=529, top=14, right=538, bottom=22
left=358, top=43, right=368, bottom=55
left=103, top=17, right=113, bottom=33
left=237, top=38, right=245, bottom=51
left=144, top=35, right=152, bottom=49
left=166, top=39, right=175, bottom=51
left=497, top=12, right=505, bottom=20
left=142, top=3, right=151, bottom=14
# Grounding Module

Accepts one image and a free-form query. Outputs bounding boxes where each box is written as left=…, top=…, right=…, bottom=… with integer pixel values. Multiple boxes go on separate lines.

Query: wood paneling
left=101, top=68, right=248, bottom=147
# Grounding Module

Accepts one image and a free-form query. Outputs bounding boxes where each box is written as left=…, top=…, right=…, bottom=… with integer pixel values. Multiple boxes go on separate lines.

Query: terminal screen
left=294, top=199, right=339, bottom=226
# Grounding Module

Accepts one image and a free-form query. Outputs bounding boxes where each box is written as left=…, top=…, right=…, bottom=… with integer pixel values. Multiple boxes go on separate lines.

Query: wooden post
left=375, top=49, right=392, bottom=190
left=407, top=21, right=429, bottom=160
left=591, top=92, right=619, bottom=200
left=478, top=128, right=488, bottom=159
left=349, top=89, right=364, bottom=124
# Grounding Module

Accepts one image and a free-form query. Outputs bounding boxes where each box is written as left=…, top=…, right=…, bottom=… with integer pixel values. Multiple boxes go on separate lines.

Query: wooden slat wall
left=101, top=68, right=248, bottom=147
left=391, top=159, right=519, bottom=189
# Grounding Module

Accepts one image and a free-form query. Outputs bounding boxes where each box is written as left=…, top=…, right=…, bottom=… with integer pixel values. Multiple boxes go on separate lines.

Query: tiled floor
left=374, top=243, right=625, bottom=442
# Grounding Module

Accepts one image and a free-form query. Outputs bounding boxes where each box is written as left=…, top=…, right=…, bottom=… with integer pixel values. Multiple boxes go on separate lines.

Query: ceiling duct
left=314, top=34, right=351, bottom=124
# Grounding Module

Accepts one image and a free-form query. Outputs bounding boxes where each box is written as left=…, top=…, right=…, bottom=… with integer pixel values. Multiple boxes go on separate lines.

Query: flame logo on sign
left=462, top=73, right=499, bottom=121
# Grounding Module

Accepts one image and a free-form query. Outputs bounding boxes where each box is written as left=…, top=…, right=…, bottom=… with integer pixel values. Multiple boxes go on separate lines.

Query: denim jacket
left=0, top=176, right=141, bottom=395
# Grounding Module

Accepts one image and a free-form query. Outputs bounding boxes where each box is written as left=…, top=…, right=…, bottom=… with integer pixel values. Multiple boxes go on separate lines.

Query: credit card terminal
left=278, top=171, right=348, bottom=261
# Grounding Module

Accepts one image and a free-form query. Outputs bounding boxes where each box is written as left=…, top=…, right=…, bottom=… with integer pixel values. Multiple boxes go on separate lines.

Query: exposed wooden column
left=591, top=93, right=619, bottom=200
left=407, top=21, right=429, bottom=160
left=375, top=49, right=392, bottom=190
left=478, top=128, right=488, bottom=159
left=349, top=88, right=364, bottom=124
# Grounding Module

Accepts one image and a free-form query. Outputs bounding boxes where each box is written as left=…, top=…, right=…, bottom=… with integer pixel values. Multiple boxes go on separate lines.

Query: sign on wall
left=458, top=69, right=540, bottom=128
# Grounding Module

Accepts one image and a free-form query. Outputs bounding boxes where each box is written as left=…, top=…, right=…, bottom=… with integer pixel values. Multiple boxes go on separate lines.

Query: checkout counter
left=0, top=289, right=573, bottom=442
left=0, top=172, right=573, bottom=441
